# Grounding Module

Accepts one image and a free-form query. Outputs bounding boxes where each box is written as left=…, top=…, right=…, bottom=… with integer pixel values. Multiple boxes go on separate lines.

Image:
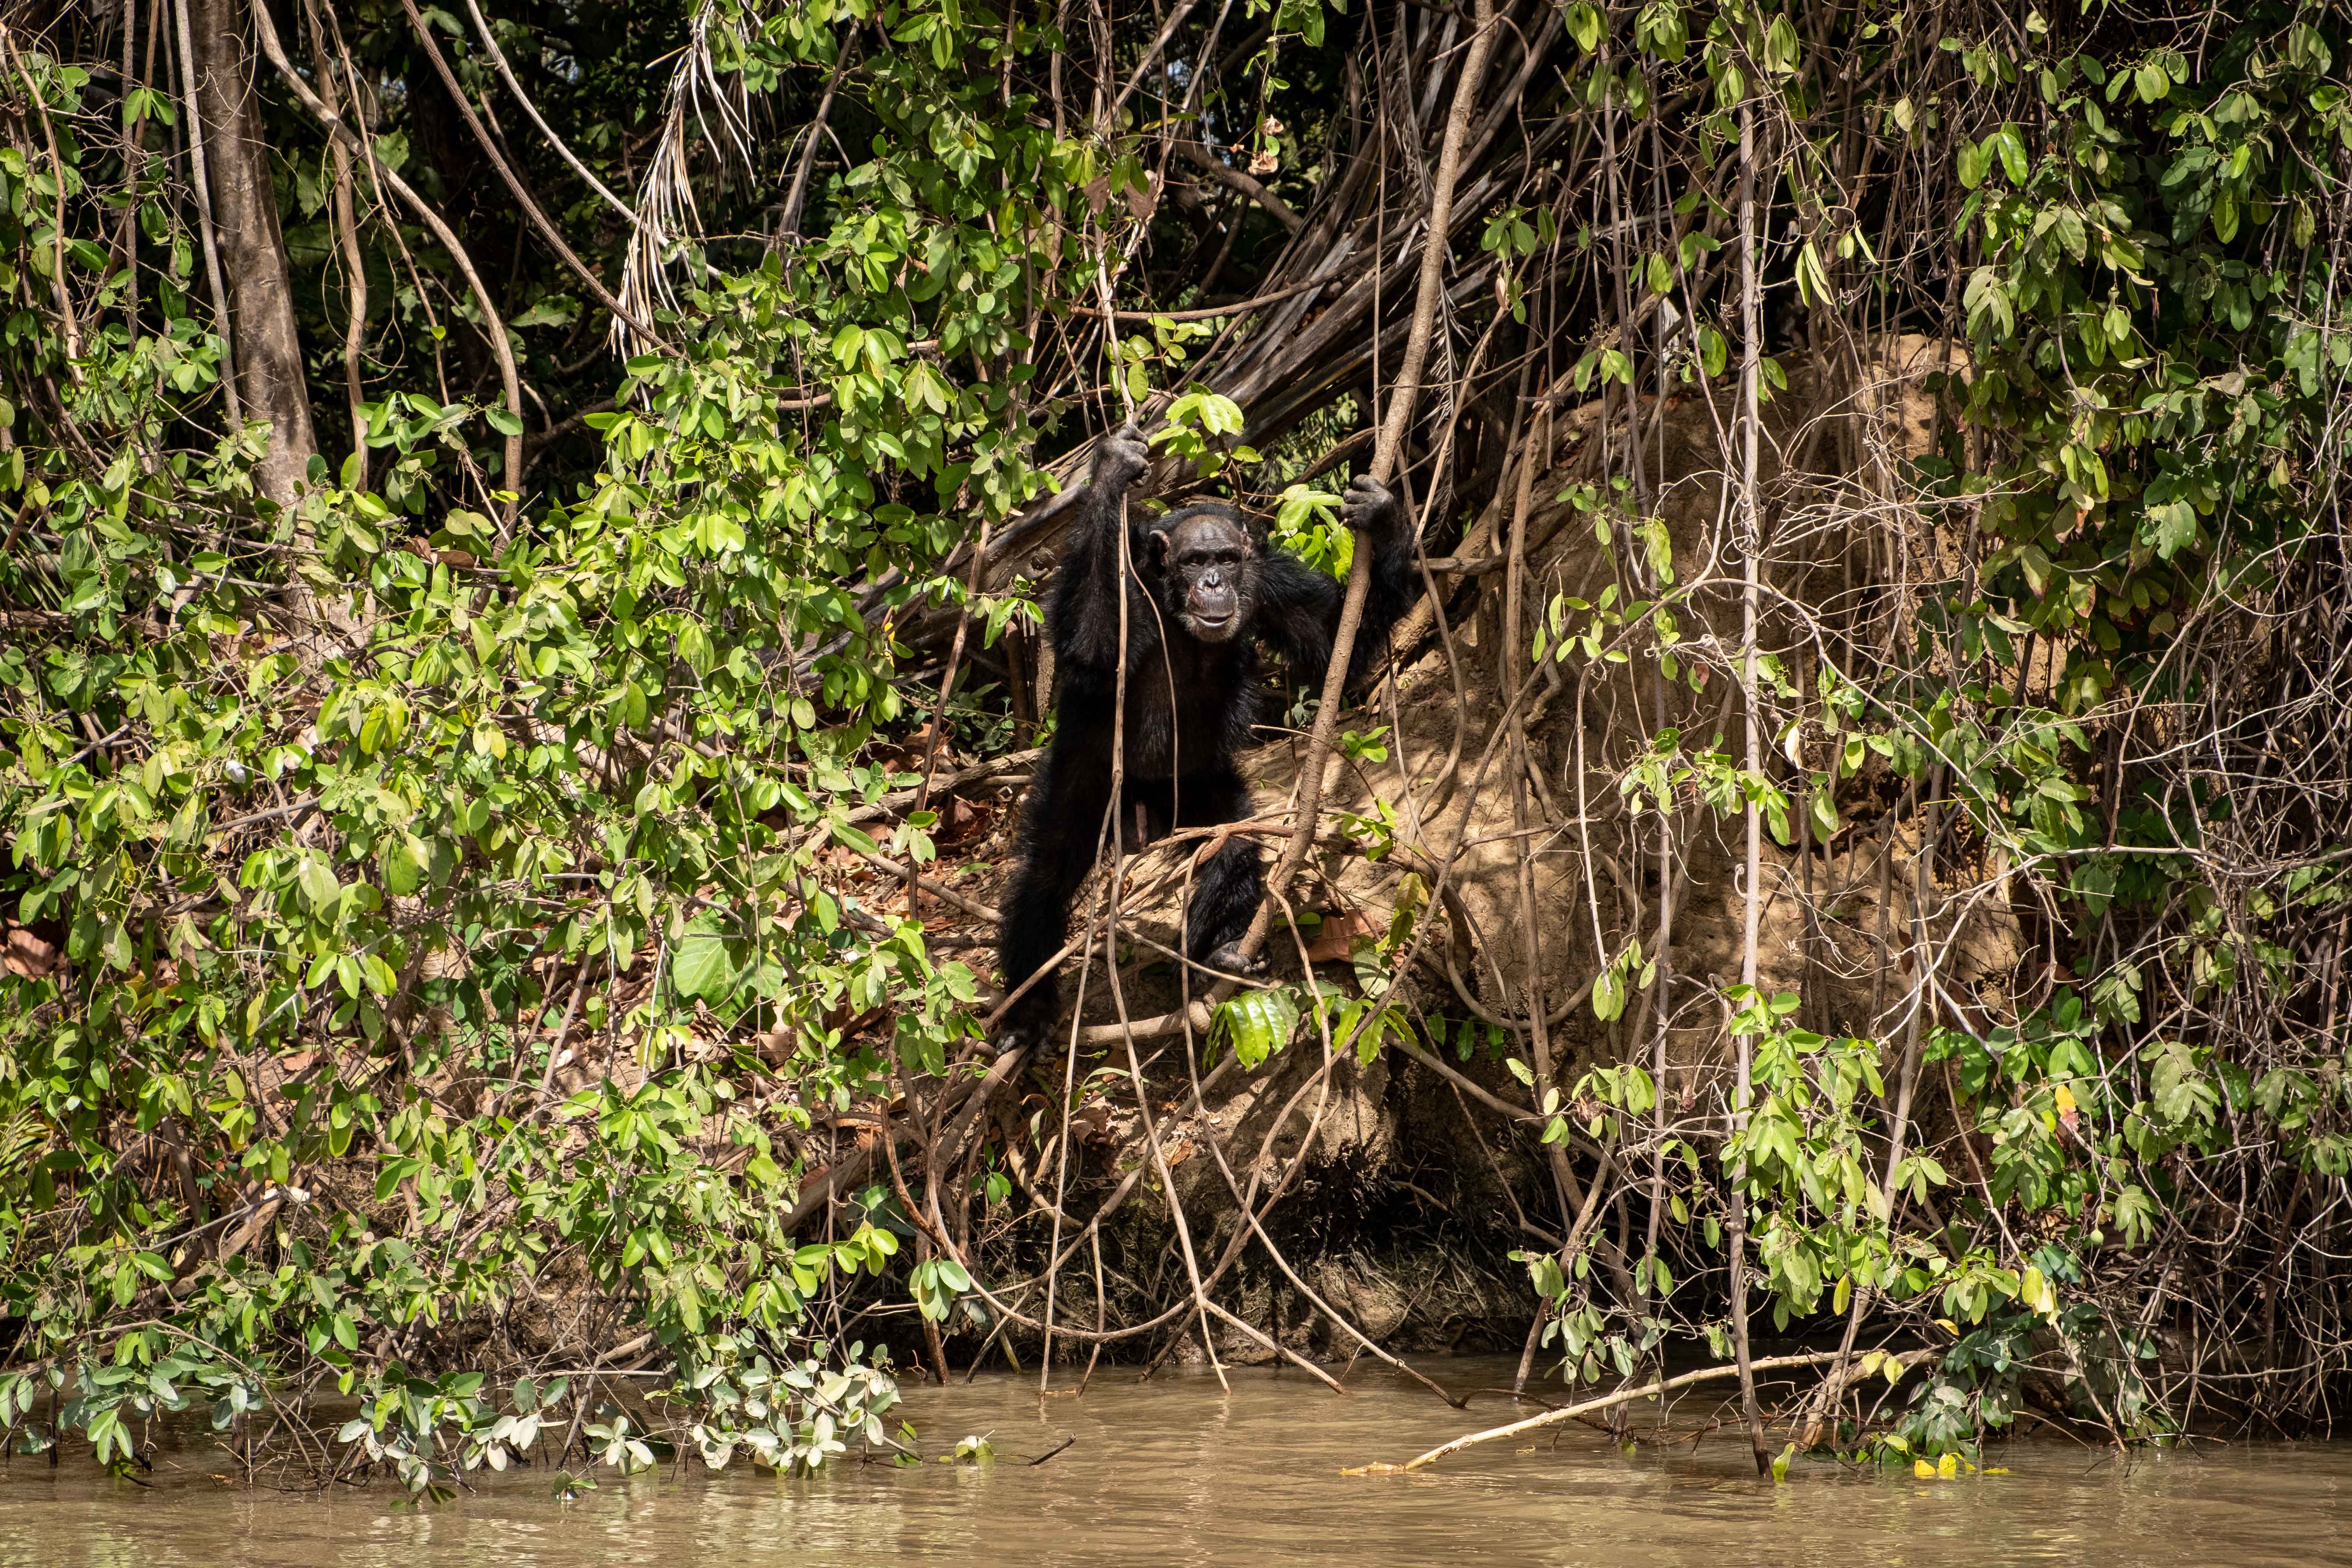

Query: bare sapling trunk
left=186, top=0, right=316, bottom=511
left=1248, top=0, right=1500, bottom=957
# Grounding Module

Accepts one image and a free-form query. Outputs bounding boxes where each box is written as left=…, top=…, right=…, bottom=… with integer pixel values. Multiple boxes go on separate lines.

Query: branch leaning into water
left=1347, top=1351, right=1851, bottom=1474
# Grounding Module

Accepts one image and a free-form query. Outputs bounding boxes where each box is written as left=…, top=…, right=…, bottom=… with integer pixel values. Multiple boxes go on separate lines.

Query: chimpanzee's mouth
left=1191, top=611, right=1234, bottom=634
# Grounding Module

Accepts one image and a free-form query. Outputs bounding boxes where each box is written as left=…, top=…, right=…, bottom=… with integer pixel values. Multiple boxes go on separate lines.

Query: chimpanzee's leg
left=997, top=756, right=1113, bottom=1046
left=1174, top=764, right=1267, bottom=977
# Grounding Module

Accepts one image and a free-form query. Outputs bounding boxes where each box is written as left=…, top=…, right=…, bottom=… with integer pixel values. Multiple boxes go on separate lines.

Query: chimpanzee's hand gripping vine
left=996, top=423, right=1417, bottom=1049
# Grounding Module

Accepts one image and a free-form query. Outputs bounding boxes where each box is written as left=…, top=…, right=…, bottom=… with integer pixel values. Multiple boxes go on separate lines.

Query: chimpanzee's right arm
left=1050, top=421, right=1154, bottom=674
left=999, top=423, right=1153, bottom=1050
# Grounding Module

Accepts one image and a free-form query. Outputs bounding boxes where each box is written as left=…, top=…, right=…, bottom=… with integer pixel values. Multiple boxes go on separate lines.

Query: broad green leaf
left=1214, top=987, right=1300, bottom=1069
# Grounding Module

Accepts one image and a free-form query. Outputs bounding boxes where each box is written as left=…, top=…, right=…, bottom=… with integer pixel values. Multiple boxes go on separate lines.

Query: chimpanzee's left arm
left=1258, top=473, right=1417, bottom=691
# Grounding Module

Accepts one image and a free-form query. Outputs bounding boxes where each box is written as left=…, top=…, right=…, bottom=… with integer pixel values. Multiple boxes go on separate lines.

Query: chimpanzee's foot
left=1203, top=941, right=1269, bottom=979
left=995, top=1018, right=1052, bottom=1055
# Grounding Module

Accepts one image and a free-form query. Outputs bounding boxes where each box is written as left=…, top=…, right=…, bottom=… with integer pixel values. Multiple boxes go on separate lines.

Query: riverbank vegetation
left=4, top=0, right=2351, bottom=1494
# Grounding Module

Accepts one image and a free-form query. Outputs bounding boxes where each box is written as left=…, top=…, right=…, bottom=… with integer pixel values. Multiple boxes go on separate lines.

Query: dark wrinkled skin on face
left=993, top=423, right=1420, bottom=1052
left=1160, top=513, right=1257, bottom=641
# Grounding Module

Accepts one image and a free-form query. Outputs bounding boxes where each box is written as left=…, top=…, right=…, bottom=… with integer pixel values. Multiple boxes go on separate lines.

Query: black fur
left=996, top=422, right=1416, bottom=1047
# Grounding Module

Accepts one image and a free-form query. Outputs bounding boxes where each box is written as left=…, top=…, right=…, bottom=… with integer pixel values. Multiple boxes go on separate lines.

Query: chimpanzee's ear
left=1146, top=527, right=1173, bottom=569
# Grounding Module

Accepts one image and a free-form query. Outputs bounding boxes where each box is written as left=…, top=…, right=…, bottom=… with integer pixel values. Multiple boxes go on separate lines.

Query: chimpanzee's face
left=1155, top=511, right=1259, bottom=643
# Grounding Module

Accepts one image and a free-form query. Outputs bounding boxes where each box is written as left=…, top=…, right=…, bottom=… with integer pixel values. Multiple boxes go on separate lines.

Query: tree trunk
left=186, top=0, right=315, bottom=511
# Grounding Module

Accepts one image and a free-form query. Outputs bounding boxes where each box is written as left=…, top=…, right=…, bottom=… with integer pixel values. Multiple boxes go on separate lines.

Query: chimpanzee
left=995, top=421, right=1417, bottom=1049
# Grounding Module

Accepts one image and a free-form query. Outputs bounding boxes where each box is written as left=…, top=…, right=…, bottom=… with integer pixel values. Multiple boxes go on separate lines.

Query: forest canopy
left=4, top=0, right=2352, bottom=1487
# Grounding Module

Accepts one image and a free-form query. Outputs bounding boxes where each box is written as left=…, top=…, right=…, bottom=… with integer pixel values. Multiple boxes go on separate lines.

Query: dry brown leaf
left=3, top=926, right=59, bottom=978
left=1300, top=908, right=1372, bottom=964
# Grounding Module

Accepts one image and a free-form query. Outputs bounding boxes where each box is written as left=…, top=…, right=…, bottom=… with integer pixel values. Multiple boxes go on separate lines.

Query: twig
left=457, top=0, right=639, bottom=225
left=1725, top=89, right=1769, bottom=1480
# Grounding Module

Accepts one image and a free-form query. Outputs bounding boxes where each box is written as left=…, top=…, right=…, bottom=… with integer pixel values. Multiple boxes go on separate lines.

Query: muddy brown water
left=4, top=1359, right=2349, bottom=1567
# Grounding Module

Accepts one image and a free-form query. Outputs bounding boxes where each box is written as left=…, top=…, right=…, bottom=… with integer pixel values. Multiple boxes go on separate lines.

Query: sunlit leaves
left=1213, top=986, right=1302, bottom=1070
left=1793, top=241, right=1832, bottom=307
left=671, top=915, right=744, bottom=1001
left=1565, top=1, right=1603, bottom=53
left=909, top=1256, right=971, bottom=1321
left=1633, top=0, right=1687, bottom=62
left=1962, top=265, right=2014, bottom=340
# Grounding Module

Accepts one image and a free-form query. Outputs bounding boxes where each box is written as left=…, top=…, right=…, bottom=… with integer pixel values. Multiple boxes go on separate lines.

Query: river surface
left=4, top=1358, right=2350, bottom=1567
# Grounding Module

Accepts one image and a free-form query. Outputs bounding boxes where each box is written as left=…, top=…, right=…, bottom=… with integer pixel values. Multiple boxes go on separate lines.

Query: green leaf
left=1794, top=241, right=1831, bottom=308
left=1566, top=2, right=1602, bottom=52
left=2016, top=543, right=2053, bottom=595
left=672, top=921, right=740, bottom=1000
left=1809, top=788, right=1838, bottom=840
left=1698, top=325, right=1728, bottom=377
left=297, top=856, right=340, bottom=908
left=1214, top=987, right=1300, bottom=1069
left=1593, top=964, right=1626, bottom=1022
left=1994, top=124, right=2028, bottom=185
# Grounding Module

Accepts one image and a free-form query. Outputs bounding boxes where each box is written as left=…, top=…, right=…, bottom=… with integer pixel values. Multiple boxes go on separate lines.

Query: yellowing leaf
left=2021, top=1264, right=2057, bottom=1319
